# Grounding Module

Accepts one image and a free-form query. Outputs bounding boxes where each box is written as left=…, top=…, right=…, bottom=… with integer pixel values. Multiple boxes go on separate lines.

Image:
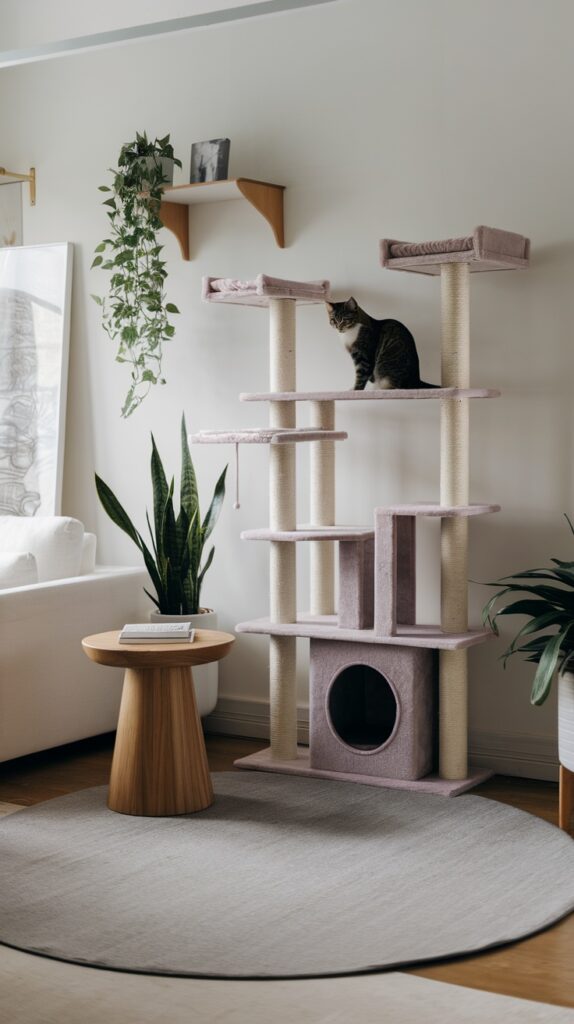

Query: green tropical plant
left=95, top=415, right=227, bottom=615
left=482, top=514, right=574, bottom=706
left=91, top=132, right=182, bottom=418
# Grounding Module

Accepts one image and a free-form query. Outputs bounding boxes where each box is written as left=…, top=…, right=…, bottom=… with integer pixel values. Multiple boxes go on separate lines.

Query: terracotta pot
left=149, top=609, right=218, bottom=718
left=558, top=670, right=574, bottom=772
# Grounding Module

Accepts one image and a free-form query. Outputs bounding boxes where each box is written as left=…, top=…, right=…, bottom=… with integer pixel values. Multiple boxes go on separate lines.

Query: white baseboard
left=205, top=696, right=309, bottom=745
left=205, top=698, right=559, bottom=782
left=469, top=729, right=558, bottom=782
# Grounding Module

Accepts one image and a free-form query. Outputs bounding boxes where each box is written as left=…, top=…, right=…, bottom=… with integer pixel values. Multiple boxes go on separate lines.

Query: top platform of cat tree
left=380, top=226, right=530, bottom=275
left=202, top=274, right=331, bottom=306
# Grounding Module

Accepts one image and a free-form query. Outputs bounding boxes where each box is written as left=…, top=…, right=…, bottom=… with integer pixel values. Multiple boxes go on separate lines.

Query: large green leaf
left=530, top=625, right=573, bottom=706
left=491, top=599, right=551, bottom=627
left=488, top=581, right=574, bottom=610
left=505, top=610, right=571, bottom=656
left=202, top=466, right=228, bottom=542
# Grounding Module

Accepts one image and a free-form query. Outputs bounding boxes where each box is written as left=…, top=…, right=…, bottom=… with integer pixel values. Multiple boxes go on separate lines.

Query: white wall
left=1, top=0, right=573, bottom=778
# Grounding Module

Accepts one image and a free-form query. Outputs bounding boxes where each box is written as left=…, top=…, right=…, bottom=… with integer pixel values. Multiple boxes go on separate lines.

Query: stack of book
left=119, top=622, right=195, bottom=644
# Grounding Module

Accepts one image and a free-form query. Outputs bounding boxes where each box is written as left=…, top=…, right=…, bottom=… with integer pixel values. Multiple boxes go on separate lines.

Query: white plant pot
left=558, top=670, right=574, bottom=772
left=149, top=609, right=218, bottom=718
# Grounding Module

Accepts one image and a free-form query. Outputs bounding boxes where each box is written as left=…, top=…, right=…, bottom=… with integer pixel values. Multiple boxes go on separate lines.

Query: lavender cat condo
left=196, top=229, right=529, bottom=796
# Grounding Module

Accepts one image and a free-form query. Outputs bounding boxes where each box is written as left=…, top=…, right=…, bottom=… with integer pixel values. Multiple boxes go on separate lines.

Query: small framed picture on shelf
left=190, top=138, right=230, bottom=184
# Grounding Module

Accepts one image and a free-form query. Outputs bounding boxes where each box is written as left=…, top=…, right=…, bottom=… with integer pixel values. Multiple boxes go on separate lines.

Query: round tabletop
left=82, top=629, right=235, bottom=669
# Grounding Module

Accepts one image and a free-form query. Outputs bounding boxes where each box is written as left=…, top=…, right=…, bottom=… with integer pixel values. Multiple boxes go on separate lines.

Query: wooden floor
left=0, top=733, right=572, bottom=1009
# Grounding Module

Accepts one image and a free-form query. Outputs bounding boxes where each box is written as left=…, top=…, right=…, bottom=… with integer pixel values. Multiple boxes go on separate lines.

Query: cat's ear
left=346, top=297, right=358, bottom=311
left=325, top=302, right=333, bottom=312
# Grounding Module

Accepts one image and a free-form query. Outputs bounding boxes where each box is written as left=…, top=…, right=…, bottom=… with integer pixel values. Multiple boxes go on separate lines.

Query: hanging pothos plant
left=91, top=132, right=182, bottom=418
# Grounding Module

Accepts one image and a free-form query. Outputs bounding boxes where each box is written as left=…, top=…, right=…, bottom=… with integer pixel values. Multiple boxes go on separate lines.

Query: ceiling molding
left=0, top=0, right=339, bottom=69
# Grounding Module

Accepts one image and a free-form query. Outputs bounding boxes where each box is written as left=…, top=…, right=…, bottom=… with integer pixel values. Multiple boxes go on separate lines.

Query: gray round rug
left=0, top=772, right=573, bottom=978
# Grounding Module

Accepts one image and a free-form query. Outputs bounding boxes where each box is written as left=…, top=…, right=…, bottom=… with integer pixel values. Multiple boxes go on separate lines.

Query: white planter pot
left=149, top=609, right=218, bottom=718
left=558, top=670, right=574, bottom=771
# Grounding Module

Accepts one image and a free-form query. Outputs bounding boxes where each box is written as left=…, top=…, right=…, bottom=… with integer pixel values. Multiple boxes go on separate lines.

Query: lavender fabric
left=0, top=775, right=572, bottom=978
left=381, top=226, right=530, bottom=274
left=390, top=236, right=473, bottom=258
left=202, top=273, right=330, bottom=305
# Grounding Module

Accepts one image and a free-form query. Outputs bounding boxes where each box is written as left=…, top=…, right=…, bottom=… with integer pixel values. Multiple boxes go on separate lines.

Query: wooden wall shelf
left=159, top=178, right=285, bottom=260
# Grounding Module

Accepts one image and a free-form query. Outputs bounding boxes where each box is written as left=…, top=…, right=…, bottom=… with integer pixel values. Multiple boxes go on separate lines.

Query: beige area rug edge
left=0, top=945, right=573, bottom=1024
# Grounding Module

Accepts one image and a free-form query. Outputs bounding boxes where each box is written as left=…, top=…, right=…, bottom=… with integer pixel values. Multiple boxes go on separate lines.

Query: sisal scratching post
left=439, top=262, right=470, bottom=780
left=309, top=400, right=336, bottom=615
left=269, top=298, right=298, bottom=760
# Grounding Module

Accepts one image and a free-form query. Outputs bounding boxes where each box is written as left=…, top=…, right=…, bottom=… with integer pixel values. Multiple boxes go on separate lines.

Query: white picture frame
left=0, top=243, right=73, bottom=515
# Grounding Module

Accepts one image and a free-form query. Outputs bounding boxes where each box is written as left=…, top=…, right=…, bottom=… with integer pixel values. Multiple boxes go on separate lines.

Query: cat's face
left=326, top=297, right=359, bottom=332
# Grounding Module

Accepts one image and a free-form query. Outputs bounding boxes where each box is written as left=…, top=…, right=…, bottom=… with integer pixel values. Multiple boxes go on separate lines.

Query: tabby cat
left=326, top=297, right=437, bottom=390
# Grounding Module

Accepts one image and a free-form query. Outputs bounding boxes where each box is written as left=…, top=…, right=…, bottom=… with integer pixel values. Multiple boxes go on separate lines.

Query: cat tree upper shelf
left=235, top=616, right=493, bottom=650
left=159, top=178, right=285, bottom=259
left=241, top=387, right=500, bottom=402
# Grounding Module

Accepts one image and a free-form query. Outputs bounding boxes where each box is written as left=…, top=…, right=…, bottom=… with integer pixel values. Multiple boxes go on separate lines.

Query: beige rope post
left=309, top=400, right=336, bottom=614
left=268, top=298, right=298, bottom=760
left=439, top=262, right=470, bottom=780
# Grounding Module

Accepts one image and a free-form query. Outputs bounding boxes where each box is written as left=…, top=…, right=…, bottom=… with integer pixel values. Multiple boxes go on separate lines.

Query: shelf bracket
left=235, top=179, right=285, bottom=248
left=159, top=201, right=189, bottom=260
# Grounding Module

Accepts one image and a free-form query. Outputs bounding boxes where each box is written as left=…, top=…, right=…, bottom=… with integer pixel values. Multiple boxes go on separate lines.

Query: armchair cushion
left=0, top=516, right=84, bottom=581
left=0, top=552, right=38, bottom=589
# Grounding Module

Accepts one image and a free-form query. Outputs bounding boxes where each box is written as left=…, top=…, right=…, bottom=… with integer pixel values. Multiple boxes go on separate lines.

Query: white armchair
left=0, top=516, right=149, bottom=762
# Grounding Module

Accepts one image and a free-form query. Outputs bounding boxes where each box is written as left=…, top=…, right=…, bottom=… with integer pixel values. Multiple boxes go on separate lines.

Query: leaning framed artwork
left=0, top=243, right=73, bottom=515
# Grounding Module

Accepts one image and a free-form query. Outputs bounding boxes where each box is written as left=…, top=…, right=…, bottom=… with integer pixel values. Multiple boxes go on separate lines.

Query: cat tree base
left=234, top=746, right=492, bottom=797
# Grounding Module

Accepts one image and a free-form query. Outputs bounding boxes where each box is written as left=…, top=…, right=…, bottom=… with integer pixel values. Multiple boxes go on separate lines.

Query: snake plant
left=95, top=415, right=227, bottom=615
left=482, top=514, right=574, bottom=705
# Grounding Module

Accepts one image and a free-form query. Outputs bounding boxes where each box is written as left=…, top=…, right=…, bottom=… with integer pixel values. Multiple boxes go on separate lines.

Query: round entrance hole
left=327, top=664, right=398, bottom=752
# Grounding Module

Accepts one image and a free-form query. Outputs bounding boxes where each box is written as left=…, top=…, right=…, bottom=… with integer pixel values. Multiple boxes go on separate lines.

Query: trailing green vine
left=92, top=132, right=182, bottom=417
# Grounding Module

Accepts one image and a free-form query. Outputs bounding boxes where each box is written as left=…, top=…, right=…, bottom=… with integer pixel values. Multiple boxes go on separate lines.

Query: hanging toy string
left=233, top=442, right=240, bottom=509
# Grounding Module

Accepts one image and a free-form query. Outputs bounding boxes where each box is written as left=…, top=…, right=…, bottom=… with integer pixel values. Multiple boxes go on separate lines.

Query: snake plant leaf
left=138, top=537, right=164, bottom=603
left=198, top=545, right=215, bottom=590
left=164, top=558, right=181, bottom=615
left=180, top=414, right=198, bottom=521
left=143, top=587, right=161, bottom=611
left=160, top=479, right=178, bottom=567
left=95, top=474, right=141, bottom=548
left=146, top=509, right=158, bottom=561
left=564, top=513, right=574, bottom=536
left=530, top=626, right=573, bottom=706
left=151, top=434, right=169, bottom=541
left=202, top=466, right=228, bottom=542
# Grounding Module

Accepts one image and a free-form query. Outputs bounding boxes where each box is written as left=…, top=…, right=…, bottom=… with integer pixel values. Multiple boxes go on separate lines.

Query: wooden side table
left=82, top=629, right=234, bottom=817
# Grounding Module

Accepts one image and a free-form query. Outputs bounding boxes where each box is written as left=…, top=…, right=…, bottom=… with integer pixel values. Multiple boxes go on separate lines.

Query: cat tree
left=195, top=231, right=529, bottom=795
